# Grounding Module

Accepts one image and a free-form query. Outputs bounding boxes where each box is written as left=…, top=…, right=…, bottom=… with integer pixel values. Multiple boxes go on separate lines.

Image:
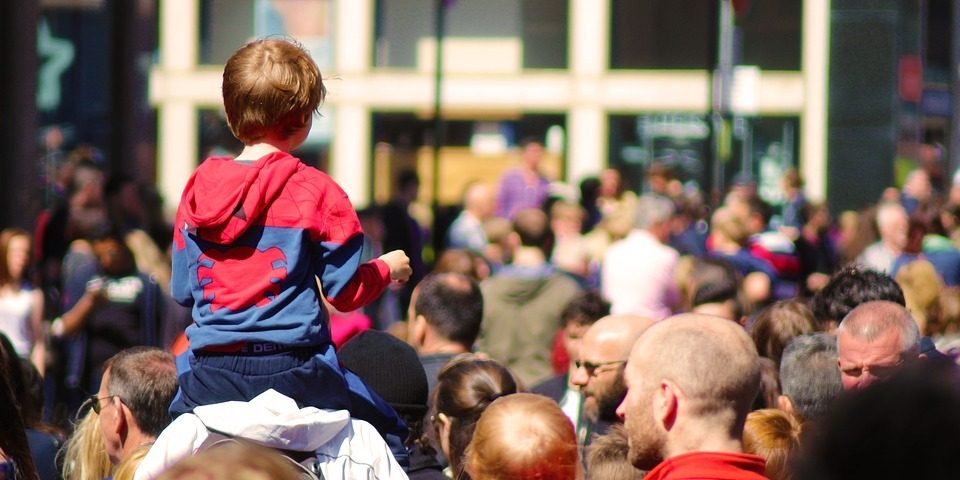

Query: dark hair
left=560, top=289, right=610, bottom=328
left=811, top=266, right=905, bottom=326
left=105, top=347, right=178, bottom=437
left=778, top=333, right=842, bottom=421
left=431, top=356, right=519, bottom=479
left=748, top=197, right=775, bottom=227
left=904, top=216, right=927, bottom=255
left=415, top=273, right=483, bottom=348
left=0, top=335, right=58, bottom=437
left=397, top=169, right=420, bottom=190
left=691, top=257, right=741, bottom=306
left=0, top=349, right=39, bottom=479
left=752, top=357, right=781, bottom=411
left=579, top=177, right=601, bottom=207
left=751, top=300, right=818, bottom=367
left=0, top=334, right=27, bottom=418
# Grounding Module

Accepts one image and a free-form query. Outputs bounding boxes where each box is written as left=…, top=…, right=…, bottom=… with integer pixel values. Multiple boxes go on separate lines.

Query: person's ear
left=410, top=315, right=428, bottom=347
left=106, top=397, right=129, bottom=438
left=436, top=412, right=452, bottom=438
left=654, top=381, right=678, bottom=431
left=777, top=395, right=795, bottom=414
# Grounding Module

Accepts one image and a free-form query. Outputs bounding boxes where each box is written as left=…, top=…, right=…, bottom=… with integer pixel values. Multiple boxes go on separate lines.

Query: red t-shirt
left=645, top=451, right=768, bottom=480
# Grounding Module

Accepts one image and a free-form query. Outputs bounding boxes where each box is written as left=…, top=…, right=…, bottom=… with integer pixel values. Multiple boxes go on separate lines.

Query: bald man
left=447, top=182, right=496, bottom=251
left=617, top=313, right=766, bottom=479
left=836, top=300, right=922, bottom=391
left=570, top=314, right=654, bottom=446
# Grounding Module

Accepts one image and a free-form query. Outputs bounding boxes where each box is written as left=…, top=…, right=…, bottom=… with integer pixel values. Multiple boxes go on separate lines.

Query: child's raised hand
left=379, top=250, right=412, bottom=283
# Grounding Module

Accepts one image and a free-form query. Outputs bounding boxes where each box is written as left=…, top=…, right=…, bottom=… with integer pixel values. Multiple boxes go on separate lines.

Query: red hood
left=179, top=152, right=303, bottom=244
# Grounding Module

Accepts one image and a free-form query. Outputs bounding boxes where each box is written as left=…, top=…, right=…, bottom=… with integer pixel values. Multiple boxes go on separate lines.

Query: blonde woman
left=60, top=410, right=112, bottom=480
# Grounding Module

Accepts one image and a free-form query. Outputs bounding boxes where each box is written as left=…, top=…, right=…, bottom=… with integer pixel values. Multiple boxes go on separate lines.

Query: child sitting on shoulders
left=168, top=37, right=412, bottom=465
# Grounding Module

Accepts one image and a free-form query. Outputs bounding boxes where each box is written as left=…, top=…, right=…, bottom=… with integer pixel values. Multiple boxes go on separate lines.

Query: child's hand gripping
left=379, top=250, right=412, bottom=283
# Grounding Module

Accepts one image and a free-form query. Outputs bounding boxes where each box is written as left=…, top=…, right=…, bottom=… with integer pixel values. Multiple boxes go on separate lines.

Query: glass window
left=371, top=112, right=565, bottom=205
left=520, top=0, right=568, bottom=69
left=201, top=0, right=334, bottom=67
left=610, top=0, right=711, bottom=70
left=200, top=0, right=255, bottom=65
left=611, top=0, right=801, bottom=71
left=608, top=114, right=799, bottom=197
left=737, top=0, right=802, bottom=71
left=375, top=0, right=567, bottom=70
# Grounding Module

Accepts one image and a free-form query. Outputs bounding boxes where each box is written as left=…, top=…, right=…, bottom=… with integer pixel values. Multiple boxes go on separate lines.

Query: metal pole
left=710, top=0, right=735, bottom=204
left=432, top=0, right=446, bottom=208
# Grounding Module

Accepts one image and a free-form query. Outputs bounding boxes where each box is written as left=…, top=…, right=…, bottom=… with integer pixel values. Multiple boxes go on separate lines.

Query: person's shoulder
left=530, top=374, right=567, bottom=400
left=282, top=164, right=354, bottom=211
left=546, top=270, right=581, bottom=292
left=288, top=162, right=340, bottom=188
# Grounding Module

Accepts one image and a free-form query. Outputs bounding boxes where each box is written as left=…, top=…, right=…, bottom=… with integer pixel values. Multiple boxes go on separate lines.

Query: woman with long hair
left=0, top=228, right=45, bottom=375
left=430, top=355, right=519, bottom=479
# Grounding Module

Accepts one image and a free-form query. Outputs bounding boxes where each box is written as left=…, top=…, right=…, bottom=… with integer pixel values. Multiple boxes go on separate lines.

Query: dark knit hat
left=339, top=330, right=429, bottom=416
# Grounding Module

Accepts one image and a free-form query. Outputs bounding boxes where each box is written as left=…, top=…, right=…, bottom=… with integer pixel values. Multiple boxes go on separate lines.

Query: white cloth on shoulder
left=134, top=389, right=408, bottom=480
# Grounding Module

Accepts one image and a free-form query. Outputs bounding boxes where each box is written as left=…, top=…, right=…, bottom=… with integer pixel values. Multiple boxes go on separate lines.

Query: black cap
left=339, top=330, right=429, bottom=416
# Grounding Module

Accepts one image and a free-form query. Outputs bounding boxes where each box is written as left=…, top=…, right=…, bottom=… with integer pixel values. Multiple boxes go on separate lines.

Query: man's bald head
left=836, top=301, right=920, bottom=390
left=572, top=314, right=656, bottom=423
left=584, top=314, right=657, bottom=358
left=463, top=182, right=495, bottom=218
left=626, top=313, right=760, bottom=423
left=837, top=301, right=919, bottom=353
left=618, top=313, right=760, bottom=469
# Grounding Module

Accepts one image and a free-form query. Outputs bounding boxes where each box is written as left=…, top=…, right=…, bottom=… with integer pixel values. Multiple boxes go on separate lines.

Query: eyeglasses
left=574, top=359, right=626, bottom=377
left=82, top=394, right=120, bottom=415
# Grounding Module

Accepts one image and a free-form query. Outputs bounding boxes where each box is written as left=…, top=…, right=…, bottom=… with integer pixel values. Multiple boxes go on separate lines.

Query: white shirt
left=601, top=229, right=680, bottom=320
left=0, top=288, right=34, bottom=356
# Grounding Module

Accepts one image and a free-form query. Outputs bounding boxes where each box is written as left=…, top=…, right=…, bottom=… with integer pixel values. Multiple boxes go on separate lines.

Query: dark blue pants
left=169, top=344, right=409, bottom=468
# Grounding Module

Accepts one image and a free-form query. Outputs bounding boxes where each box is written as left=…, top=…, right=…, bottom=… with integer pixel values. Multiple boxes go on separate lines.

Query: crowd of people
left=3, top=36, right=960, bottom=480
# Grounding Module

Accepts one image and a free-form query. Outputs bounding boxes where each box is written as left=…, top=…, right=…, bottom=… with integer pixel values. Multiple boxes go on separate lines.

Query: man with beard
left=616, top=313, right=766, bottom=479
left=570, top=314, right=653, bottom=448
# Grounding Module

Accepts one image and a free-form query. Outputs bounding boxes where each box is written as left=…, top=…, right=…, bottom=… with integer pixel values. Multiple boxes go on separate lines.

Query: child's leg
left=168, top=347, right=353, bottom=417
left=167, top=344, right=409, bottom=468
left=297, top=346, right=410, bottom=468
left=340, top=366, right=411, bottom=468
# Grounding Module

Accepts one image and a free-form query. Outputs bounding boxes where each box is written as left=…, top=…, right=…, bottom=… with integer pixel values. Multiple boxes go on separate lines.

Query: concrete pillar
left=156, top=0, right=200, bottom=216
left=331, top=0, right=375, bottom=205
left=801, top=0, right=831, bottom=203
left=566, top=0, right=610, bottom=184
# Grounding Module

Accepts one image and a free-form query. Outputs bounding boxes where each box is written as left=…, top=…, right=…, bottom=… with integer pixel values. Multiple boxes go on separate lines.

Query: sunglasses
left=574, top=359, right=626, bottom=377
left=80, top=394, right=121, bottom=416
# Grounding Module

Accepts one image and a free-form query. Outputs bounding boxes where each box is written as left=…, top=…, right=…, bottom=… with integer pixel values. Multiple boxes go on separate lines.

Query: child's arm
left=313, top=175, right=411, bottom=311
left=171, top=217, right=196, bottom=307
left=320, top=235, right=411, bottom=312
